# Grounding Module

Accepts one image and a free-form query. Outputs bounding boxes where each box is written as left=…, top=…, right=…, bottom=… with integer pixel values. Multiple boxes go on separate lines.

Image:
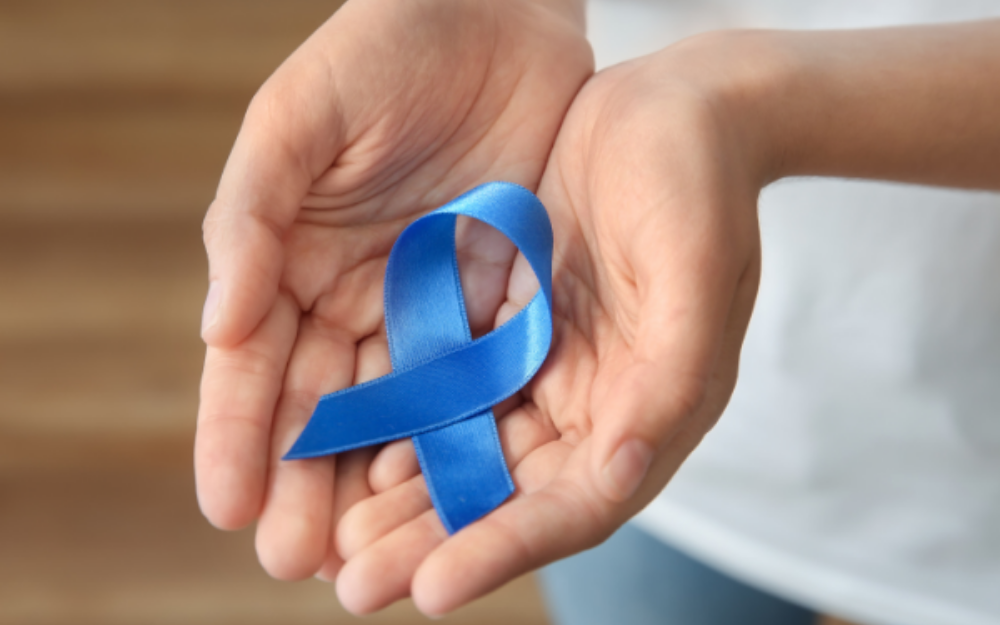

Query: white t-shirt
left=585, top=3, right=1000, bottom=625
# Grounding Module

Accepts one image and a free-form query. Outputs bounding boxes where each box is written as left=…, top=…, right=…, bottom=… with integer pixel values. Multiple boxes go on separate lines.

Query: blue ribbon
left=285, top=182, right=553, bottom=534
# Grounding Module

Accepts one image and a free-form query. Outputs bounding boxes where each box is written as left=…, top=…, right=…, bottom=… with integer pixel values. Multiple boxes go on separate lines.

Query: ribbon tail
left=414, top=410, right=514, bottom=533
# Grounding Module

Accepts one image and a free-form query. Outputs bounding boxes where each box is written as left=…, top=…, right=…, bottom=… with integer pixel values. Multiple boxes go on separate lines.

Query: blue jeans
left=539, top=524, right=817, bottom=625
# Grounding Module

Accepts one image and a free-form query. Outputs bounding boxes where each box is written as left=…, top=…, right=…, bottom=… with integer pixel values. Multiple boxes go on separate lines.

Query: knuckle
left=546, top=479, right=615, bottom=548
left=245, top=81, right=287, bottom=133
left=663, top=371, right=710, bottom=419
left=202, top=206, right=225, bottom=247
left=280, top=387, right=321, bottom=420
left=205, top=346, right=284, bottom=390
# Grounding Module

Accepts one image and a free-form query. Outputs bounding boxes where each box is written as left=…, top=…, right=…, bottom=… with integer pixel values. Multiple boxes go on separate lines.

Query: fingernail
left=201, top=281, right=222, bottom=337
left=602, top=439, right=654, bottom=501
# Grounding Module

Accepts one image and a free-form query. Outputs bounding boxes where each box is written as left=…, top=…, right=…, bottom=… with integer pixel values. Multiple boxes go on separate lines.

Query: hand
left=332, top=20, right=1000, bottom=616
left=194, top=0, right=592, bottom=582
left=333, top=33, right=770, bottom=615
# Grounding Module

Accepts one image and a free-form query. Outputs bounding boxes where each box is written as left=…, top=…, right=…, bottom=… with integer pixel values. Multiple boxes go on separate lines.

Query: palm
left=331, top=156, right=668, bottom=615
left=332, top=64, right=763, bottom=615
left=195, top=0, right=592, bottom=584
left=326, top=157, right=667, bottom=616
left=324, top=194, right=644, bottom=617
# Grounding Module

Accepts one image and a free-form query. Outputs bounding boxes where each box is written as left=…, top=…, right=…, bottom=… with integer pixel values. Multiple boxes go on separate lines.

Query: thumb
left=590, top=359, right=710, bottom=503
left=589, top=239, right=747, bottom=503
left=201, top=67, right=343, bottom=347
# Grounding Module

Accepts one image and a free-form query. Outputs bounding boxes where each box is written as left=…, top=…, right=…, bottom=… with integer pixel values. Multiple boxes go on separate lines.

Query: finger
left=496, top=250, right=539, bottom=327
left=365, top=314, right=532, bottom=496
left=412, top=411, right=723, bottom=617
left=337, top=474, right=435, bottom=562
left=253, top=316, right=358, bottom=580
left=356, top=406, right=560, bottom=557
left=339, top=405, right=559, bottom=557
left=195, top=293, right=299, bottom=530
left=453, top=215, right=518, bottom=337
left=201, top=53, right=345, bottom=347
left=354, top=404, right=538, bottom=553
left=316, top=447, right=378, bottom=582
left=409, top=431, right=668, bottom=617
left=369, top=439, right=420, bottom=494
left=334, top=411, right=563, bottom=613
left=336, top=509, right=448, bottom=615
left=337, top=440, right=571, bottom=616
left=588, top=193, right=755, bottom=502
left=323, top=332, right=396, bottom=551
left=588, top=254, right=760, bottom=505
left=406, top=440, right=601, bottom=617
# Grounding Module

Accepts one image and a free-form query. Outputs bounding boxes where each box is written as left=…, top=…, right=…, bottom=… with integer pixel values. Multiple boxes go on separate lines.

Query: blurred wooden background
left=0, top=2, right=550, bottom=623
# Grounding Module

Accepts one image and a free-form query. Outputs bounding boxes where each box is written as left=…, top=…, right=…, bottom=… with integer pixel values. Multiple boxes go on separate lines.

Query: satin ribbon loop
left=285, top=182, right=554, bottom=533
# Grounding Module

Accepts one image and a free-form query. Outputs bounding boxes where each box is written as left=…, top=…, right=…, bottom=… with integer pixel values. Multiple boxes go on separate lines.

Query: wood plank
left=0, top=221, right=204, bottom=466
left=0, top=470, right=551, bottom=625
left=0, top=0, right=338, bottom=98
left=0, top=102, right=240, bottom=221
left=0, top=221, right=204, bottom=340
left=0, top=0, right=343, bottom=221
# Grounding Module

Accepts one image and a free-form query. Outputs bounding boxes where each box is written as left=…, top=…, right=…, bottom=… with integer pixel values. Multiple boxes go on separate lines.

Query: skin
left=197, top=0, right=592, bottom=582
left=197, top=0, right=1000, bottom=616
left=338, top=21, right=1000, bottom=616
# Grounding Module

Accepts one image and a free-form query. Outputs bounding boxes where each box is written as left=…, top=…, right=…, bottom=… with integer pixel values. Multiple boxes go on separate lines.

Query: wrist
left=529, top=0, right=586, bottom=31
left=633, top=30, right=797, bottom=189
left=660, top=23, right=1000, bottom=190
left=502, top=0, right=586, bottom=35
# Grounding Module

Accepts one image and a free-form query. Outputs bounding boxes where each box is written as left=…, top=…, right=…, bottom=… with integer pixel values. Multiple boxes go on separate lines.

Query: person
left=193, top=0, right=1000, bottom=622
left=539, top=3, right=1000, bottom=625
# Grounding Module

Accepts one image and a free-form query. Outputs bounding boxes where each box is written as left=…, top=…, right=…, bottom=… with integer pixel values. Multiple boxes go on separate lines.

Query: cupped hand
left=333, top=32, right=776, bottom=615
left=194, top=0, right=592, bottom=582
